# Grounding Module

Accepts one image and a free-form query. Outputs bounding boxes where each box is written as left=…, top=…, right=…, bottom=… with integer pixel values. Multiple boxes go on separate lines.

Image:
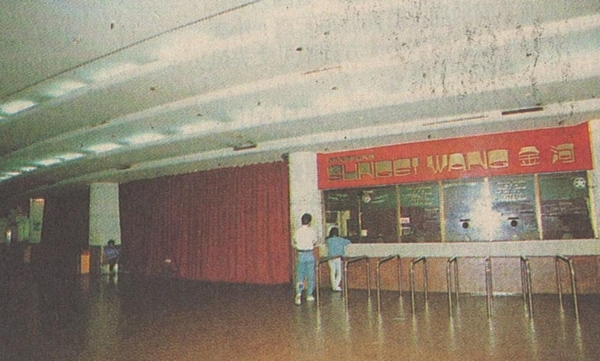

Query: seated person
left=103, top=240, right=120, bottom=274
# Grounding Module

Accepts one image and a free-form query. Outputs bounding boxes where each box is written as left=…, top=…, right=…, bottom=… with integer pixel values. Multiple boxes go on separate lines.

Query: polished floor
left=1, top=269, right=599, bottom=361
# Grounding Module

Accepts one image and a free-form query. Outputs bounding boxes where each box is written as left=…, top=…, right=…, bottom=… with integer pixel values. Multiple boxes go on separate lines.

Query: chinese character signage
left=317, top=123, right=592, bottom=189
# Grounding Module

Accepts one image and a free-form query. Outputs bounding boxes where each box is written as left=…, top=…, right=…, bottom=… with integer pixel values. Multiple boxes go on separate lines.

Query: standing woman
left=326, top=227, right=351, bottom=291
left=293, top=213, right=318, bottom=305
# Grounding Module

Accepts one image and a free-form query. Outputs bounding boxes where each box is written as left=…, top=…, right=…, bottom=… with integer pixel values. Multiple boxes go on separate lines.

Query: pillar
left=589, top=120, right=600, bottom=238
left=89, top=183, right=121, bottom=274
left=288, top=151, right=325, bottom=244
left=29, top=198, right=44, bottom=244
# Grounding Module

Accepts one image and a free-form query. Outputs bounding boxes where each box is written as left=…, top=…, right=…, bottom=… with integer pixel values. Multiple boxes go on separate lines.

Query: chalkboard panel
left=539, top=171, right=593, bottom=239
left=361, top=186, right=397, bottom=210
left=399, top=183, right=441, bottom=242
left=325, top=187, right=398, bottom=242
left=443, top=179, right=489, bottom=241
left=489, top=175, right=539, bottom=240
left=324, top=189, right=359, bottom=211
left=360, top=186, right=398, bottom=242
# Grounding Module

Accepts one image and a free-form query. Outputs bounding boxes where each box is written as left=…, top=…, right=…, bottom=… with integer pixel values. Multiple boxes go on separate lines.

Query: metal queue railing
left=446, top=257, right=459, bottom=316
left=315, top=251, right=580, bottom=321
left=556, top=255, right=579, bottom=319
left=343, top=256, right=371, bottom=309
left=347, top=239, right=595, bottom=319
left=484, top=257, right=493, bottom=318
left=447, top=255, right=559, bottom=320
left=375, top=255, right=402, bottom=312
left=520, top=256, right=534, bottom=318
left=410, top=257, right=428, bottom=314
left=315, top=255, right=341, bottom=305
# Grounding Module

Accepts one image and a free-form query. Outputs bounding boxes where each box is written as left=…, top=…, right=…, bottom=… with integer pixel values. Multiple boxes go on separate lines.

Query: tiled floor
left=1, top=270, right=599, bottom=360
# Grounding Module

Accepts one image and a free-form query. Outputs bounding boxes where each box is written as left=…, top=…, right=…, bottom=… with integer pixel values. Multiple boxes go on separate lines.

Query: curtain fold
left=120, top=161, right=291, bottom=284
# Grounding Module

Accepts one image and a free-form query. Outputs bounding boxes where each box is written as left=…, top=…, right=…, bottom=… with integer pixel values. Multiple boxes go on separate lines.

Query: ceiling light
left=36, top=158, right=62, bottom=166
left=86, top=143, right=122, bottom=153
left=88, top=62, right=138, bottom=82
left=0, top=173, right=17, bottom=181
left=57, top=152, right=85, bottom=161
left=124, top=132, right=164, bottom=145
left=44, top=80, right=86, bottom=97
left=56, top=153, right=85, bottom=162
left=0, top=171, right=21, bottom=182
left=180, top=121, right=220, bottom=134
left=0, top=99, right=36, bottom=115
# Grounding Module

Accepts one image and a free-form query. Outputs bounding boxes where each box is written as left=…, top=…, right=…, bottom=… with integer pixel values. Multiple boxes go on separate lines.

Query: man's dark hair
left=301, top=213, right=312, bottom=225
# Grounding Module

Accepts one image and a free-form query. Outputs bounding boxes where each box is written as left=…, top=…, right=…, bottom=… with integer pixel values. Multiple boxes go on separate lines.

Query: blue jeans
left=296, top=252, right=315, bottom=296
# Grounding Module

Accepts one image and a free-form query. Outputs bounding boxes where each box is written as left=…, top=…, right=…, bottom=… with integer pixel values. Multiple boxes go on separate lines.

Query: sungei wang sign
left=317, top=123, right=592, bottom=189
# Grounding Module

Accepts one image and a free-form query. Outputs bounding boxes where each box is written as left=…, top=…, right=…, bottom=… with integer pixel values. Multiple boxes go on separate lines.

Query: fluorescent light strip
left=88, top=62, right=139, bottom=82
left=36, top=158, right=62, bottom=166
left=44, top=80, right=86, bottom=97
left=1, top=99, right=36, bottom=115
left=0, top=171, right=22, bottom=182
left=86, top=143, right=122, bottom=153
left=124, top=132, right=164, bottom=145
left=58, top=152, right=85, bottom=161
left=180, top=121, right=220, bottom=135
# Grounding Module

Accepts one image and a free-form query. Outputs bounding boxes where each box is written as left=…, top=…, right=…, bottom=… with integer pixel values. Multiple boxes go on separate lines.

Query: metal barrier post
left=520, top=256, right=534, bottom=318
left=316, top=256, right=341, bottom=305
left=376, top=255, right=401, bottom=312
left=485, top=257, right=493, bottom=319
left=410, top=257, right=428, bottom=314
left=343, top=256, right=371, bottom=309
left=446, top=257, right=459, bottom=316
left=556, top=255, right=579, bottom=319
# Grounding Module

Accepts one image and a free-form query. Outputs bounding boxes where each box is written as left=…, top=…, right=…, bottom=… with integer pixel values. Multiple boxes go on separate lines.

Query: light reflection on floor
left=1, top=270, right=599, bottom=361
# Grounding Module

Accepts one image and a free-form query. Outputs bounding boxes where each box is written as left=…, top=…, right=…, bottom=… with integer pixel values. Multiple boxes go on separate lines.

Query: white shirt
left=294, top=224, right=318, bottom=251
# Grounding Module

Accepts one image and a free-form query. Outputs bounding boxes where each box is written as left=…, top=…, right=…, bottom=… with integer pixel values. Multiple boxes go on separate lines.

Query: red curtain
left=119, top=161, right=291, bottom=284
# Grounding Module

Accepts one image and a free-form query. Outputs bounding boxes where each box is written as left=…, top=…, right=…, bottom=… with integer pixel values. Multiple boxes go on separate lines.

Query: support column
left=89, top=183, right=121, bottom=275
left=29, top=198, right=44, bottom=244
left=288, top=151, right=325, bottom=245
left=588, top=120, right=600, bottom=238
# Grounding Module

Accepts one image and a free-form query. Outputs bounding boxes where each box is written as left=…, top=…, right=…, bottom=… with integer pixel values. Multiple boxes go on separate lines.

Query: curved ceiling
left=0, top=0, right=599, bottom=204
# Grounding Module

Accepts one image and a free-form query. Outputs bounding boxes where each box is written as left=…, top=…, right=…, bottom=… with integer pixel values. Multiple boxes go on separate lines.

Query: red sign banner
left=317, top=123, right=592, bottom=190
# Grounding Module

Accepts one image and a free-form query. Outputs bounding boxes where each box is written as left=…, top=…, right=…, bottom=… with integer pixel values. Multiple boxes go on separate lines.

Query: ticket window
left=324, top=186, right=398, bottom=243
left=324, top=189, right=361, bottom=242
left=539, top=171, right=594, bottom=239
left=359, top=186, right=398, bottom=243
left=443, top=179, right=490, bottom=242
left=399, top=182, right=441, bottom=243
left=489, top=175, right=539, bottom=241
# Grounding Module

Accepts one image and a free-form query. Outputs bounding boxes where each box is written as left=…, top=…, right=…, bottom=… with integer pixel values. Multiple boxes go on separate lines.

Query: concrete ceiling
left=0, top=0, right=599, bottom=205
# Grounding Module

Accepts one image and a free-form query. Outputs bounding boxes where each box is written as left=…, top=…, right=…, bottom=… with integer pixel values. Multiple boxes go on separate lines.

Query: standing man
left=326, top=227, right=351, bottom=291
left=293, top=213, right=318, bottom=305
